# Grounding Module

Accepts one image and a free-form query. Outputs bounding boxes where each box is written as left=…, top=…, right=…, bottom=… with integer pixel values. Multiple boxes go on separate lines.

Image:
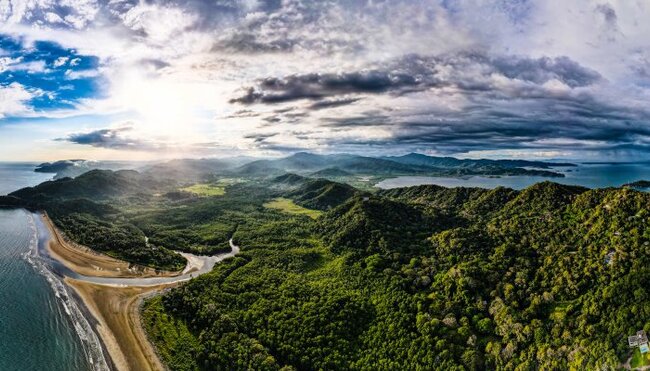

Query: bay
left=376, top=162, right=650, bottom=190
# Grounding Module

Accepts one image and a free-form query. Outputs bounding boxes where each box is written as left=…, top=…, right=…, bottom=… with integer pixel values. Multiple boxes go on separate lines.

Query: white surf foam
left=23, top=212, right=110, bottom=371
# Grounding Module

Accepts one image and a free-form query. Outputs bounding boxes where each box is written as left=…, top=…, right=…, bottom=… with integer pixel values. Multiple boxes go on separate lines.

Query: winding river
left=33, top=214, right=240, bottom=287
left=27, top=212, right=241, bottom=371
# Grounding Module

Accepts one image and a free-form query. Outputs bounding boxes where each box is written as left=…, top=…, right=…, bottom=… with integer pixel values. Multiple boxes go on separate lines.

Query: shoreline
left=65, top=278, right=172, bottom=371
left=37, top=213, right=240, bottom=371
left=39, top=214, right=180, bottom=370
left=43, top=213, right=182, bottom=278
left=65, top=283, right=118, bottom=371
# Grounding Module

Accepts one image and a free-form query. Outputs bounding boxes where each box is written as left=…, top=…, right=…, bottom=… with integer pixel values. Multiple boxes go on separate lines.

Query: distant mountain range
left=234, top=152, right=574, bottom=178
left=35, top=160, right=139, bottom=179
left=35, top=152, right=576, bottom=181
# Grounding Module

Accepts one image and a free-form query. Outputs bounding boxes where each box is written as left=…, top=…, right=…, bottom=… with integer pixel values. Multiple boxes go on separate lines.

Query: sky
left=0, top=0, right=649, bottom=162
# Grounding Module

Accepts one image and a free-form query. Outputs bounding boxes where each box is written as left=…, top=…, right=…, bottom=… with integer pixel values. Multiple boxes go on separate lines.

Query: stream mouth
left=29, top=212, right=241, bottom=371
left=33, top=213, right=240, bottom=287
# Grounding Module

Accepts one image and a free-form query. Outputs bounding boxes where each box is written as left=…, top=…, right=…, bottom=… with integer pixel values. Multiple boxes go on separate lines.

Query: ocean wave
left=23, top=212, right=110, bottom=371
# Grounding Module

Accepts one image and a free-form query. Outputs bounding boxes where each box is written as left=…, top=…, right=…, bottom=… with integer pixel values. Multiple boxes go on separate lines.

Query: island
left=623, top=180, right=650, bottom=189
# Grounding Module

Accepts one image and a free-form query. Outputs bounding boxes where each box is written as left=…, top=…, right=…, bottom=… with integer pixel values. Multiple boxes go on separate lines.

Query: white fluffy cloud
left=1, top=0, right=650, bottom=160
left=0, top=82, right=41, bottom=118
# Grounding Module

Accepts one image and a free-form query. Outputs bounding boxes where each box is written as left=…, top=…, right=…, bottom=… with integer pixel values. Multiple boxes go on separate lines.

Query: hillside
left=11, top=169, right=161, bottom=200
left=234, top=152, right=567, bottom=178
left=286, top=178, right=362, bottom=210
left=34, top=159, right=137, bottom=179
left=7, top=167, right=650, bottom=370
left=624, top=180, right=650, bottom=190
left=309, top=167, right=353, bottom=178
left=385, top=153, right=575, bottom=169
left=142, top=180, right=650, bottom=370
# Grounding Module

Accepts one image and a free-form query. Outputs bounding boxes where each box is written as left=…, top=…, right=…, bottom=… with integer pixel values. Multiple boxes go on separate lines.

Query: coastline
left=36, top=213, right=240, bottom=371
left=39, top=214, right=180, bottom=370
left=65, top=278, right=171, bottom=371
left=43, top=214, right=182, bottom=278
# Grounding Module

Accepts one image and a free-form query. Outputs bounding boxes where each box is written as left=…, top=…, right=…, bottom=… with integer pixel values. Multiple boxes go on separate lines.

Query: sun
left=111, top=69, right=213, bottom=140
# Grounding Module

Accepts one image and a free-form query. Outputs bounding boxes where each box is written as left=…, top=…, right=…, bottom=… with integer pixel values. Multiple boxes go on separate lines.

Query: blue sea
left=376, top=162, right=650, bottom=190
left=0, top=163, right=101, bottom=371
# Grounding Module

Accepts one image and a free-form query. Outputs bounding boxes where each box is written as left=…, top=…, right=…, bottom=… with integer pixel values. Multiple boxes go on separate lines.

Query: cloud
left=0, top=34, right=102, bottom=113
left=57, top=122, right=225, bottom=154
left=230, top=53, right=602, bottom=106
left=59, top=124, right=163, bottom=150
left=0, top=82, right=41, bottom=118
left=309, top=98, right=361, bottom=110
left=0, top=0, right=100, bottom=29
left=2, top=0, right=650, bottom=161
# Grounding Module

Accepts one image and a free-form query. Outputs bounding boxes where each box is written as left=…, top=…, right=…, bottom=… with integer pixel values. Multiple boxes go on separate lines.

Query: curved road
left=33, top=214, right=240, bottom=286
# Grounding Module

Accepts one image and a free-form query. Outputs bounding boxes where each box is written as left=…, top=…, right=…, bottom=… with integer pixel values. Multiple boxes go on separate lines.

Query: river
left=0, top=162, right=240, bottom=371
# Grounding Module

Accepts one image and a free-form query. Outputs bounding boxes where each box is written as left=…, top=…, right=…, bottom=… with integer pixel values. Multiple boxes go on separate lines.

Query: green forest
left=3, top=169, right=650, bottom=370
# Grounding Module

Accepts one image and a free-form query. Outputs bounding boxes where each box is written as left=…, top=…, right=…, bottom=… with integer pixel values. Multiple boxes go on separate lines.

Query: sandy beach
left=44, top=214, right=182, bottom=278
left=65, top=279, right=171, bottom=371
left=41, top=215, right=180, bottom=371
left=38, top=213, right=239, bottom=371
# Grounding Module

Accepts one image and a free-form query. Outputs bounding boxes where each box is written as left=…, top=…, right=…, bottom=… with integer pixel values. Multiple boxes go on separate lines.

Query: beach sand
left=41, top=214, right=185, bottom=371
left=66, top=278, right=172, bottom=371
left=44, top=214, right=181, bottom=278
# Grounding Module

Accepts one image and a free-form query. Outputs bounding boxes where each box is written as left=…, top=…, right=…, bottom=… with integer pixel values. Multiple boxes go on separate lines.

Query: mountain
left=271, top=173, right=308, bottom=188
left=317, top=196, right=433, bottom=254
left=236, top=152, right=427, bottom=176
left=7, top=161, right=650, bottom=370
left=145, top=178, right=650, bottom=370
left=236, top=152, right=569, bottom=178
left=309, top=167, right=353, bottom=178
left=142, top=158, right=241, bottom=182
left=34, top=159, right=86, bottom=173
left=384, top=153, right=575, bottom=169
left=623, top=180, right=650, bottom=189
left=34, top=159, right=137, bottom=179
left=11, top=169, right=162, bottom=201
left=279, top=176, right=362, bottom=210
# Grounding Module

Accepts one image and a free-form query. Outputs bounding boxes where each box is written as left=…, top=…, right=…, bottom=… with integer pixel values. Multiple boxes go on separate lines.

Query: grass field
left=263, top=197, right=323, bottom=219
left=631, top=348, right=650, bottom=369
left=181, top=183, right=226, bottom=197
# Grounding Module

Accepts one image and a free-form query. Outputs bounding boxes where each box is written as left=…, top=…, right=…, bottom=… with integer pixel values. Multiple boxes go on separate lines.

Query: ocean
left=0, top=163, right=96, bottom=371
left=376, top=162, right=650, bottom=190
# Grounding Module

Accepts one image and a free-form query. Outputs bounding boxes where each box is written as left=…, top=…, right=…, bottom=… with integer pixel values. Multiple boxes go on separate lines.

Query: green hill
left=11, top=169, right=158, bottom=200
left=6, top=166, right=650, bottom=370
left=286, top=178, right=361, bottom=210
left=309, top=167, right=353, bottom=178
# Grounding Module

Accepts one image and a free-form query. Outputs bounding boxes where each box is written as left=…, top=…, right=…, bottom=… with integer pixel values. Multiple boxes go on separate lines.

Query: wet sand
left=44, top=214, right=181, bottom=278
left=66, top=279, right=171, bottom=371
left=38, top=214, right=240, bottom=371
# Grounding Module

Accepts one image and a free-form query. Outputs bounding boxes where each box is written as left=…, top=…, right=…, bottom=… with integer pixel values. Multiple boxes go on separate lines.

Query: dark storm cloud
left=59, top=126, right=160, bottom=150
left=308, top=98, right=362, bottom=110
left=230, top=53, right=602, bottom=105
left=243, top=132, right=279, bottom=143
left=229, top=69, right=430, bottom=104
left=490, top=56, right=601, bottom=88
left=321, top=93, right=650, bottom=154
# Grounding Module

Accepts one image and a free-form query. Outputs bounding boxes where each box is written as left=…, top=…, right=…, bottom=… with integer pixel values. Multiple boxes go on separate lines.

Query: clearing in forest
left=263, top=198, right=322, bottom=219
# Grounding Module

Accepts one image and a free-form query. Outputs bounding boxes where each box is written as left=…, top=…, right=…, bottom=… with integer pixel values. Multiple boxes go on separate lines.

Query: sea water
left=376, top=162, right=650, bottom=190
left=0, top=163, right=98, bottom=371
